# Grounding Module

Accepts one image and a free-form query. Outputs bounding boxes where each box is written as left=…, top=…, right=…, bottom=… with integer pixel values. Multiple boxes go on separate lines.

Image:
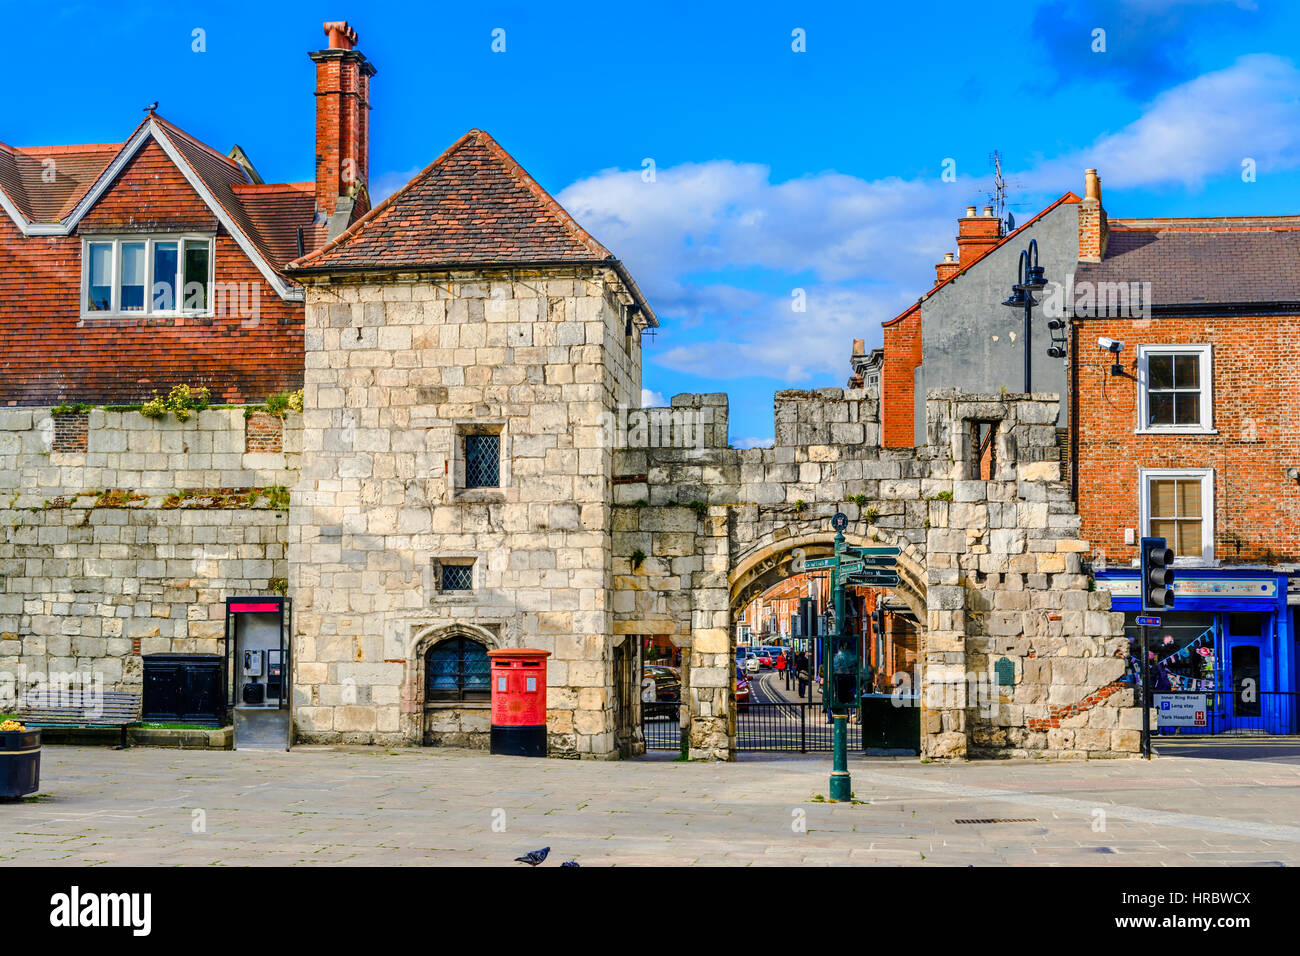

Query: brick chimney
left=310, top=21, right=377, bottom=238
left=1077, top=168, right=1108, bottom=263
left=935, top=251, right=960, bottom=285
left=956, top=204, right=1002, bottom=264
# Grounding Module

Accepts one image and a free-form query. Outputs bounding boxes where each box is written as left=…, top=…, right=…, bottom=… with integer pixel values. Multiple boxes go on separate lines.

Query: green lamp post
left=826, top=512, right=856, bottom=802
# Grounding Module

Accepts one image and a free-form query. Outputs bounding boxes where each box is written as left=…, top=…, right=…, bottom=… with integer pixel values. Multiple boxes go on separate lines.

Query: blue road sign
left=1135, top=616, right=1161, bottom=627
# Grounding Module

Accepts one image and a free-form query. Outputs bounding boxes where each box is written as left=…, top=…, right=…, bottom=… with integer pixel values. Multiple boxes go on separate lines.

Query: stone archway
left=409, top=623, right=500, bottom=748
left=728, top=527, right=927, bottom=621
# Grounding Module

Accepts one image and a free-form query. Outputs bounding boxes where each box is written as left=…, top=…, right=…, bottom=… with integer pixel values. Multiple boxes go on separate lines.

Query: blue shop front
left=1095, top=567, right=1298, bottom=734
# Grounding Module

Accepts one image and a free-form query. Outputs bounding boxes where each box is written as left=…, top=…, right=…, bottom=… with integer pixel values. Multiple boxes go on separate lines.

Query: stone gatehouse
left=0, top=125, right=1140, bottom=760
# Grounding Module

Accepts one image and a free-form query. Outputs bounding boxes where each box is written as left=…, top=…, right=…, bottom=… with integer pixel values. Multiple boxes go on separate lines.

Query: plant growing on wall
left=261, top=388, right=304, bottom=418
left=687, top=500, right=707, bottom=518
left=140, top=384, right=211, bottom=423
left=630, top=548, right=647, bottom=570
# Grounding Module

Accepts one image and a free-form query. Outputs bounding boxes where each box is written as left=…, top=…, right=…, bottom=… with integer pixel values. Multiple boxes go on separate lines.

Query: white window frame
left=80, top=234, right=215, bottom=319
left=1135, top=344, right=1215, bottom=435
left=1138, top=467, right=1215, bottom=565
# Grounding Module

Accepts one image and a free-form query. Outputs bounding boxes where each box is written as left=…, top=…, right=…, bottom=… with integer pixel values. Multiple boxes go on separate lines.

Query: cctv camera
left=1097, top=337, right=1124, bottom=353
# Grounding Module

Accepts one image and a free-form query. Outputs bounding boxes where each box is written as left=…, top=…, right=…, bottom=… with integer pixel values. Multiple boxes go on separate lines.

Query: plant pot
left=0, top=729, right=41, bottom=799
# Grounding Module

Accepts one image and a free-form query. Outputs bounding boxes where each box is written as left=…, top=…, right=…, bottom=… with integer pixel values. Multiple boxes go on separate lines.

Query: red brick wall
left=245, top=411, right=284, bottom=453
left=1074, top=314, right=1300, bottom=565
left=881, top=304, right=921, bottom=447
left=51, top=411, right=88, bottom=452
left=0, top=140, right=304, bottom=406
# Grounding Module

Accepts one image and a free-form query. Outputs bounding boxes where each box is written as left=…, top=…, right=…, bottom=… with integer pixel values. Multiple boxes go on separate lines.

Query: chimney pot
left=324, top=20, right=357, bottom=50
left=965, top=205, right=977, bottom=218
left=1084, top=168, right=1101, bottom=202
left=982, top=205, right=993, bottom=217
left=944, top=252, right=954, bottom=262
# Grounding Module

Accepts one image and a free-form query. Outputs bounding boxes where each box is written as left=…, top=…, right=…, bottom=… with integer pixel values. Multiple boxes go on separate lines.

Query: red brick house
left=0, top=20, right=374, bottom=406
left=1070, top=174, right=1300, bottom=729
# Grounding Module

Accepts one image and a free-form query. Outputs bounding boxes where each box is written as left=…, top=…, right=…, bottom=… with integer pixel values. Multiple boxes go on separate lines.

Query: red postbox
left=488, top=648, right=550, bottom=757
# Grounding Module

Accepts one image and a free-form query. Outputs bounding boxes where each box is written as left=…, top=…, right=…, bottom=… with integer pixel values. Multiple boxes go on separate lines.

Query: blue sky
left=3, top=0, right=1297, bottom=442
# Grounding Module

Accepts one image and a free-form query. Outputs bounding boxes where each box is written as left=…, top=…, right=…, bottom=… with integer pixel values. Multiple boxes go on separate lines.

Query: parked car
left=753, top=650, right=773, bottom=669
left=743, top=655, right=761, bottom=676
left=735, top=667, right=751, bottom=710
left=642, top=665, right=681, bottom=719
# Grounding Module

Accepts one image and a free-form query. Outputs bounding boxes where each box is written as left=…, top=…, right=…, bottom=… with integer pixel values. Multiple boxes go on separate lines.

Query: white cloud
left=733, top=436, right=775, bottom=449
left=640, top=388, right=666, bottom=407
left=555, top=56, right=1300, bottom=385
left=1029, top=54, right=1300, bottom=191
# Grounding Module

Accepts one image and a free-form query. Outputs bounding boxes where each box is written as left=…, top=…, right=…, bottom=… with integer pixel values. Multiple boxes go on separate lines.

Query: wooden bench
left=17, top=690, right=142, bottom=748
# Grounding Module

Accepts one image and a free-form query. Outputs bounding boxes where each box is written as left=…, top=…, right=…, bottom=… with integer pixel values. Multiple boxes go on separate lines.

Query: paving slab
left=1, top=745, right=1298, bottom=865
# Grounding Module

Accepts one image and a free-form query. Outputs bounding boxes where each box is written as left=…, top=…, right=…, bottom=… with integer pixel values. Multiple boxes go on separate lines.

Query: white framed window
left=81, top=235, right=214, bottom=317
left=1136, top=344, right=1214, bottom=434
left=1139, top=468, right=1215, bottom=564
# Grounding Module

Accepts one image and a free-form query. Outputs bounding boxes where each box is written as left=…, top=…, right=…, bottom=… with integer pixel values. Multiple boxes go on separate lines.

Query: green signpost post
left=821, top=511, right=899, bottom=802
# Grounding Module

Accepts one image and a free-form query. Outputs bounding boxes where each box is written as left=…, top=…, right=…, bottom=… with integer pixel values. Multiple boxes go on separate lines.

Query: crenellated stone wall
left=613, top=388, right=1135, bottom=761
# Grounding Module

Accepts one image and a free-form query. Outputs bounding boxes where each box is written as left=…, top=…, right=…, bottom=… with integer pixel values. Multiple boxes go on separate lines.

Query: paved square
left=2, top=744, right=1298, bottom=866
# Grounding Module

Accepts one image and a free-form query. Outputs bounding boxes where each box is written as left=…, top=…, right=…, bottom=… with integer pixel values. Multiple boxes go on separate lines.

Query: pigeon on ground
left=561, top=861, right=580, bottom=867
left=514, top=846, right=550, bottom=866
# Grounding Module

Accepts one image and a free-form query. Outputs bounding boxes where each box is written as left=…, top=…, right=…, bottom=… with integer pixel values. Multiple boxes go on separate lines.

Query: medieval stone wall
left=0, top=407, right=295, bottom=705
left=613, top=387, right=1136, bottom=760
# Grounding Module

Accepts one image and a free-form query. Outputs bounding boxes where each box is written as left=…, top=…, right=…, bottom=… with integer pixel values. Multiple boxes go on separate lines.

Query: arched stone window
left=425, top=636, right=490, bottom=702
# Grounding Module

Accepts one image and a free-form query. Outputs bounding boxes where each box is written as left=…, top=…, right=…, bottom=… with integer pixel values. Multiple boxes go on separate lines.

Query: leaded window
left=425, top=637, right=490, bottom=702
left=441, top=563, right=473, bottom=591
left=465, top=434, right=500, bottom=488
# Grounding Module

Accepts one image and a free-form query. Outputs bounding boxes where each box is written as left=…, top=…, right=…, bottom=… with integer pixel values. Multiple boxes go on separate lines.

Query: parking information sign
left=1155, top=693, right=1208, bottom=729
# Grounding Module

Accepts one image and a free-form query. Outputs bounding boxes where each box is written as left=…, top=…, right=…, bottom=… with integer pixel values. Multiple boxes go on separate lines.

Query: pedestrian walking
left=795, top=651, right=809, bottom=697
left=775, top=650, right=787, bottom=689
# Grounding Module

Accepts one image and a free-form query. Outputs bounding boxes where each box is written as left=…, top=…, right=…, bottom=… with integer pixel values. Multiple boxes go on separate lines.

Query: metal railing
left=739, top=701, right=862, bottom=752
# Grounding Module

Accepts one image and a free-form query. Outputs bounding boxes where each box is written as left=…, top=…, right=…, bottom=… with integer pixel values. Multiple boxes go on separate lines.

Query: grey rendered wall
left=913, top=202, right=1078, bottom=444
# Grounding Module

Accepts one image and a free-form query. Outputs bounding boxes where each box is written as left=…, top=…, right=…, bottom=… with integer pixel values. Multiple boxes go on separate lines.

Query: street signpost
left=819, top=511, right=901, bottom=802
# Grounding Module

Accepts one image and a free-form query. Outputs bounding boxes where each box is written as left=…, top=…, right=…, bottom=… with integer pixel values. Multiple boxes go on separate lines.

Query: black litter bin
left=0, top=729, right=41, bottom=799
left=859, top=693, right=921, bottom=754
left=142, top=655, right=225, bottom=725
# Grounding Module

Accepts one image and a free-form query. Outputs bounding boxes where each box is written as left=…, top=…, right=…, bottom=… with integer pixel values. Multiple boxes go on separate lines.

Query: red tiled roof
left=290, top=128, right=615, bottom=270
left=289, top=128, right=657, bottom=324
left=233, top=182, right=323, bottom=267
left=0, top=114, right=324, bottom=277
left=0, top=142, right=119, bottom=223
left=154, top=115, right=318, bottom=269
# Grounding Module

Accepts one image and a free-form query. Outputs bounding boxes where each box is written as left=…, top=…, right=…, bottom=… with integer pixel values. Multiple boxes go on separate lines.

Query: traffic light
left=871, top=605, right=885, bottom=640
left=1140, top=536, right=1175, bottom=612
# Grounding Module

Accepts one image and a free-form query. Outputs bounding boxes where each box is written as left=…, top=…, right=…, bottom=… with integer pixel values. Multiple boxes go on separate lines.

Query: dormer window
left=82, top=236, right=213, bottom=316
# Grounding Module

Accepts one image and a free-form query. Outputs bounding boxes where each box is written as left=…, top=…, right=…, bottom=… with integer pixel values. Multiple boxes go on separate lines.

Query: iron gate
left=642, top=699, right=683, bottom=751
